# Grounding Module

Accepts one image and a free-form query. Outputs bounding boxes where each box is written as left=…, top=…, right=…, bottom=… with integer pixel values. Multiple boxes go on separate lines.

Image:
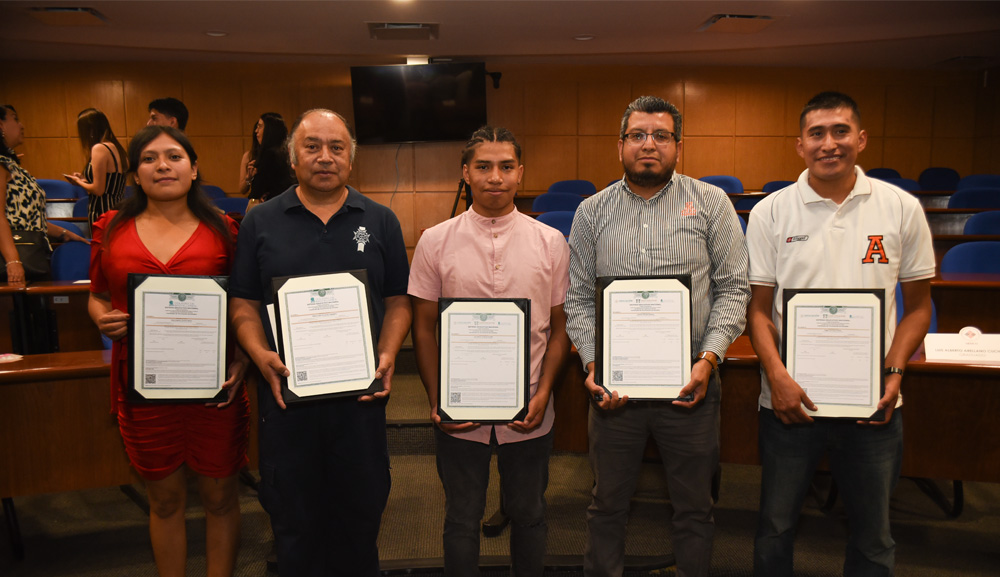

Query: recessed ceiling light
left=205, top=30, right=228, bottom=37
left=574, top=35, right=595, bottom=41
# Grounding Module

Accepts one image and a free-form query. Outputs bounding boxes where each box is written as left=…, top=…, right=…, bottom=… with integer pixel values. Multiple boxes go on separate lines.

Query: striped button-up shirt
left=566, top=173, right=750, bottom=369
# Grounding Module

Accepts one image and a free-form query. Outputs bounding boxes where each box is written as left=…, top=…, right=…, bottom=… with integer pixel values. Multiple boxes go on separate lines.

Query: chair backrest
left=213, top=196, right=250, bottom=215
left=882, top=177, right=921, bottom=192
left=50, top=241, right=92, bottom=281
left=200, top=184, right=228, bottom=200
left=894, top=283, right=938, bottom=334
left=532, top=192, right=584, bottom=212
left=957, top=174, right=1000, bottom=191
left=761, top=180, right=794, bottom=193
left=866, top=167, right=901, bottom=180
left=940, top=241, right=1000, bottom=274
left=963, top=211, right=1000, bottom=235
left=48, top=220, right=85, bottom=238
left=535, top=210, right=574, bottom=238
left=36, top=179, right=84, bottom=199
left=946, top=188, right=1000, bottom=209
left=123, top=185, right=136, bottom=199
left=72, top=197, right=89, bottom=218
left=737, top=214, right=747, bottom=234
left=918, top=167, right=960, bottom=191
left=699, top=175, right=743, bottom=195
left=733, top=196, right=765, bottom=211
left=547, top=179, right=597, bottom=196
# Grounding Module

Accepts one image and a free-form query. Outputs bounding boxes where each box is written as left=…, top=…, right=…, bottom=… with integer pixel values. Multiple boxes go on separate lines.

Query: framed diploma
left=272, top=270, right=380, bottom=403
left=437, top=298, right=530, bottom=423
left=595, top=275, right=693, bottom=401
left=781, top=289, right=886, bottom=420
left=127, top=274, right=229, bottom=403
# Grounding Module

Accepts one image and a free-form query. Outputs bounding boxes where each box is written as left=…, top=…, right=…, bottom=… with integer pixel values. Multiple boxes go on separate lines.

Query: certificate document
left=782, top=289, right=885, bottom=420
left=596, top=276, right=692, bottom=400
left=438, top=299, right=529, bottom=423
left=273, top=271, right=378, bottom=402
left=128, top=274, right=228, bottom=402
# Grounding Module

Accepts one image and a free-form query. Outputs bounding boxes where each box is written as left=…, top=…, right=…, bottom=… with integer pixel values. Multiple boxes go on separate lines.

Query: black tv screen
left=350, top=62, right=487, bottom=145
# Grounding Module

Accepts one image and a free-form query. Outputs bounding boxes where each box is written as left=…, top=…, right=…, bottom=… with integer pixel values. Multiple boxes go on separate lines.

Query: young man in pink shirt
left=408, top=126, right=571, bottom=576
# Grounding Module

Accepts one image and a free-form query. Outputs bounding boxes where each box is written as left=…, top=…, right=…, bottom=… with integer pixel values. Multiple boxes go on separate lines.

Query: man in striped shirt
left=566, top=96, right=750, bottom=577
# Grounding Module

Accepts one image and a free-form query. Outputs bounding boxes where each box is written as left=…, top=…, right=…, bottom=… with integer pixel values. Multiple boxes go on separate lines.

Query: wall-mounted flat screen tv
left=350, top=62, right=487, bottom=145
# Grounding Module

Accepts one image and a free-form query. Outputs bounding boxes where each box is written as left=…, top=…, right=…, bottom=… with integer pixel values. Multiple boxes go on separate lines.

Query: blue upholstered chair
left=536, top=210, right=574, bottom=238
left=918, top=167, right=960, bottom=191
left=50, top=241, right=92, bottom=281
left=547, top=179, right=597, bottom=196
left=940, top=241, right=1000, bottom=274
left=963, top=211, right=1000, bottom=235
left=72, top=197, right=89, bottom=218
left=214, top=196, right=250, bottom=215
left=947, top=188, right=1000, bottom=209
left=957, top=174, right=1000, bottom=190
left=200, top=184, right=228, bottom=200
left=737, top=214, right=747, bottom=235
left=761, top=180, right=794, bottom=193
left=49, top=220, right=85, bottom=239
left=699, top=175, right=743, bottom=195
left=36, top=179, right=84, bottom=199
left=734, top=196, right=765, bottom=211
left=865, top=168, right=901, bottom=180
left=532, top=192, right=583, bottom=212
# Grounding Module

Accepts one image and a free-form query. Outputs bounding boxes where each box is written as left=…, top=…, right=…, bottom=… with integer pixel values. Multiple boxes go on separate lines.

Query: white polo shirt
left=746, top=166, right=935, bottom=409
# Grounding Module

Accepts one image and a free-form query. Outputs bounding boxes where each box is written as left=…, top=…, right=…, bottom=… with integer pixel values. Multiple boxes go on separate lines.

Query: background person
left=147, top=97, right=189, bottom=131
left=64, top=107, right=128, bottom=226
left=238, top=112, right=294, bottom=209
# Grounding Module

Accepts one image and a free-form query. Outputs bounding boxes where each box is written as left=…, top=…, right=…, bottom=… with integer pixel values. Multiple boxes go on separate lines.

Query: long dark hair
left=0, top=105, right=19, bottom=163
left=250, top=112, right=288, bottom=160
left=107, top=126, right=230, bottom=243
left=76, top=108, right=129, bottom=172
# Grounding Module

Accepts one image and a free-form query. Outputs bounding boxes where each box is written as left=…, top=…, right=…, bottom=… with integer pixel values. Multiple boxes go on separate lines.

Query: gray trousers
left=584, top=374, right=720, bottom=577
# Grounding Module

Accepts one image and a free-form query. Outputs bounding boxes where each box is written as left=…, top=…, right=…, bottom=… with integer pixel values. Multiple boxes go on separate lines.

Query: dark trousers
left=257, top=388, right=391, bottom=577
left=435, top=427, right=554, bottom=577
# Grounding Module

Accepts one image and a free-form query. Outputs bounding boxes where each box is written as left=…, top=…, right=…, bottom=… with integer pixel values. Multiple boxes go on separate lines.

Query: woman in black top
left=65, top=108, right=128, bottom=227
left=238, top=112, right=295, bottom=210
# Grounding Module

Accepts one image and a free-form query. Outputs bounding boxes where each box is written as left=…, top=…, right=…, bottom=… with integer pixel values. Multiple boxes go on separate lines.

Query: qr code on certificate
left=450, top=392, right=461, bottom=403
left=612, top=370, right=623, bottom=382
left=145, top=374, right=156, bottom=384
left=296, top=371, right=307, bottom=381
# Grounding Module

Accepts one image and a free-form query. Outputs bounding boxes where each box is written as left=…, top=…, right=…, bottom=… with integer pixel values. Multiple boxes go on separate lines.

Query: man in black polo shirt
left=229, top=109, right=411, bottom=577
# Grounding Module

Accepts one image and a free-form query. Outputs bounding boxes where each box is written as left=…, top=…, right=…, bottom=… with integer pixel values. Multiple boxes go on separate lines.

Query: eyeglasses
left=623, top=131, right=677, bottom=145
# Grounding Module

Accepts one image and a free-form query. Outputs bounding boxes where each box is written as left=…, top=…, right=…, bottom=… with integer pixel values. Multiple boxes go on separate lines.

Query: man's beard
left=624, top=164, right=673, bottom=190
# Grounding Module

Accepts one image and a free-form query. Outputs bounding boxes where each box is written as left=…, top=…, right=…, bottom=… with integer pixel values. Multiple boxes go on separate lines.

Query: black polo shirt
left=230, top=185, right=409, bottom=347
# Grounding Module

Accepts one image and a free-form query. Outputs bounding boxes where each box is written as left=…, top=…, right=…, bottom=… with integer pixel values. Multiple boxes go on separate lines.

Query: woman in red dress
left=88, top=125, right=250, bottom=577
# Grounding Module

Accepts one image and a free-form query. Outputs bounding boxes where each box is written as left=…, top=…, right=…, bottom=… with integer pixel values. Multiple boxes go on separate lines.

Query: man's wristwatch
left=695, top=351, right=718, bottom=371
left=884, top=366, right=904, bottom=377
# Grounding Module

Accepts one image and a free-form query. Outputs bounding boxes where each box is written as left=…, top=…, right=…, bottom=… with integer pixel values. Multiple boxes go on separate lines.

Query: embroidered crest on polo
left=353, top=226, right=371, bottom=252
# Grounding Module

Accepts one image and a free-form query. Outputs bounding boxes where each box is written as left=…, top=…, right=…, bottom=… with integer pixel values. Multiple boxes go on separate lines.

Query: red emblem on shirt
left=680, top=201, right=697, bottom=216
left=862, top=235, right=889, bottom=264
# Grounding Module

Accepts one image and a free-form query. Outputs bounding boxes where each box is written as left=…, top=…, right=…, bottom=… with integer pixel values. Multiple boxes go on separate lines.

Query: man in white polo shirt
left=746, top=91, right=935, bottom=577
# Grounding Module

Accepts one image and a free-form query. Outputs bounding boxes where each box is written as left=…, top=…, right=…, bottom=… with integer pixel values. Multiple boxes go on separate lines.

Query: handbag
left=2, top=229, right=51, bottom=280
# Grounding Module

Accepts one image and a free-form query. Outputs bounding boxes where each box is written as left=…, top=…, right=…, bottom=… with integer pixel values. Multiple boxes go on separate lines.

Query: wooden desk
left=25, top=281, right=103, bottom=352
left=0, top=283, right=26, bottom=353
left=552, top=336, right=1000, bottom=483
left=931, top=273, right=1000, bottom=333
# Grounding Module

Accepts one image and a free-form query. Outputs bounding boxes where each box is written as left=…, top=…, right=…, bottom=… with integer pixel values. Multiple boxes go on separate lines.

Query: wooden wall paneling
left=735, top=84, right=786, bottom=136
left=413, top=192, right=462, bottom=236
left=734, top=137, right=790, bottom=190
left=413, top=141, right=463, bottom=192
left=680, top=136, right=734, bottom=180
left=782, top=136, right=805, bottom=179
left=356, top=143, right=416, bottom=193
left=18, top=138, right=72, bottom=180
left=577, top=135, right=623, bottom=191
left=186, top=136, right=245, bottom=193
left=630, top=80, right=684, bottom=113
left=523, top=82, right=577, bottom=136
left=366, top=191, right=415, bottom=248
left=882, top=137, right=933, bottom=180
left=577, top=83, right=633, bottom=136
left=783, top=84, right=830, bottom=136
left=522, top=135, right=577, bottom=192
left=932, top=86, right=977, bottom=139
left=971, top=137, right=992, bottom=174
left=123, top=77, right=185, bottom=136
left=884, top=85, right=934, bottom=138
left=858, top=136, right=885, bottom=173
left=683, top=82, right=735, bottom=136
left=837, top=85, right=887, bottom=137
left=486, top=83, right=525, bottom=137
left=930, top=137, right=976, bottom=178
left=296, top=84, right=354, bottom=126
left=182, top=76, right=244, bottom=137
left=63, top=79, right=126, bottom=144
left=239, top=80, right=299, bottom=138
left=6, top=76, right=68, bottom=138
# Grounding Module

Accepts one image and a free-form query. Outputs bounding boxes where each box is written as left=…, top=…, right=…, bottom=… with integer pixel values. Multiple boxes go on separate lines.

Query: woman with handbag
left=1, top=104, right=88, bottom=284
left=88, top=125, right=250, bottom=577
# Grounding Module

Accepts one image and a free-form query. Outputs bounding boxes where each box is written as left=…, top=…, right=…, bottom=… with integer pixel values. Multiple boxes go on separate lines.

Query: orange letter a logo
left=862, top=235, right=889, bottom=264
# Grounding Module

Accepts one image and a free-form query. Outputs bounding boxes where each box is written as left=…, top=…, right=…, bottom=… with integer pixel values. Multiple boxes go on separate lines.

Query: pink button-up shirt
left=408, top=207, right=570, bottom=444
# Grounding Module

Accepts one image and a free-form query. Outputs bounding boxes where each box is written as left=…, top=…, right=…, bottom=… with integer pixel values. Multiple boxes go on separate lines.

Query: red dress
left=89, top=211, right=250, bottom=481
